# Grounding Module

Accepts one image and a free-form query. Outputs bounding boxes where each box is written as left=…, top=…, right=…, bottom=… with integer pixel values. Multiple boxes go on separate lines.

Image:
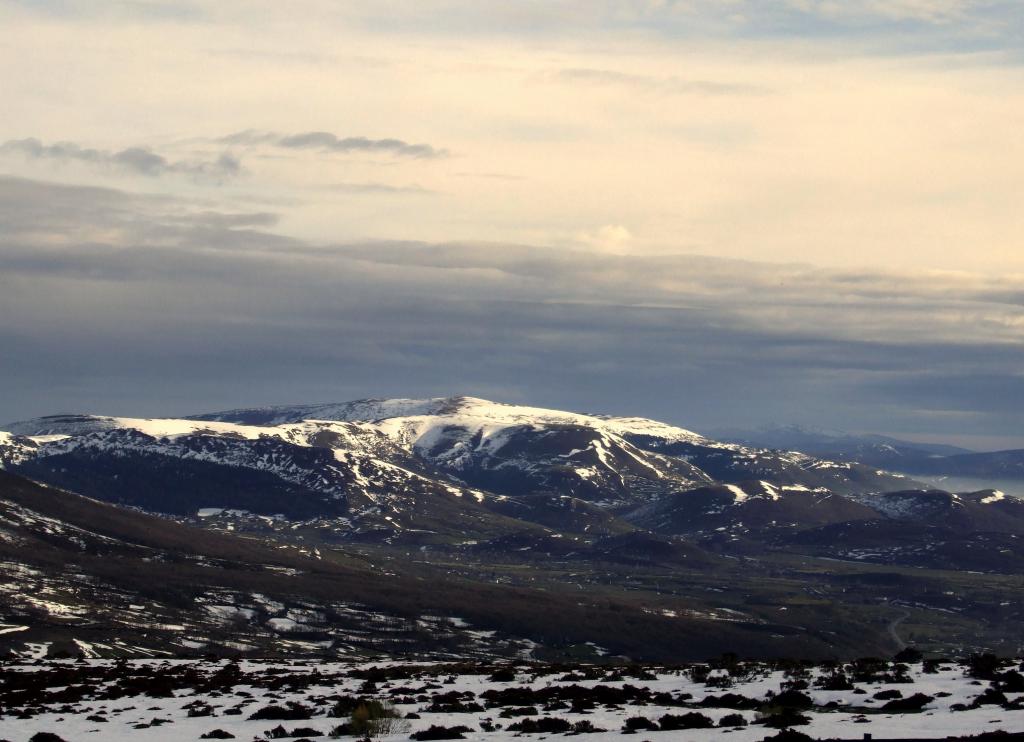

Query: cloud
left=2, top=174, right=1024, bottom=446
left=220, top=130, right=446, bottom=159
left=550, top=68, right=770, bottom=96
left=0, top=138, right=241, bottom=180
left=0, top=175, right=288, bottom=253
left=575, top=224, right=634, bottom=253
left=785, top=0, right=979, bottom=24
left=322, top=182, right=435, bottom=195
left=4, top=0, right=205, bottom=22
left=7, top=0, right=1020, bottom=56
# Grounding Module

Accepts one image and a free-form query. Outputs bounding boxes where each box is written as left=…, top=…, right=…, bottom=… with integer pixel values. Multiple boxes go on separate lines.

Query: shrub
left=967, top=654, right=1003, bottom=680
left=894, top=647, right=923, bottom=663
left=719, top=713, right=747, bottom=728
left=996, top=671, right=1024, bottom=693
left=762, top=729, right=814, bottom=742
left=760, top=708, right=811, bottom=728
left=880, top=693, right=933, bottom=712
left=350, top=701, right=410, bottom=738
left=409, top=725, right=472, bottom=741
left=497, top=706, right=537, bottom=718
left=817, top=672, right=853, bottom=691
left=970, top=688, right=1007, bottom=708
left=622, top=716, right=658, bottom=732
left=327, top=696, right=371, bottom=718
left=770, top=690, right=813, bottom=710
left=505, top=717, right=572, bottom=733
left=700, top=692, right=759, bottom=709
left=658, top=712, right=714, bottom=730
left=249, top=702, right=314, bottom=721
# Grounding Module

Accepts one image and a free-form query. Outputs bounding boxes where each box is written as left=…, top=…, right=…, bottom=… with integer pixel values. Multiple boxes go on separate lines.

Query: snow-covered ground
left=0, top=658, right=1020, bottom=742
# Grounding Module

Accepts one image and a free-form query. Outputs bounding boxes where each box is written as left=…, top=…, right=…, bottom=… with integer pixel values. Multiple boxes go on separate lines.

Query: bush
left=850, top=657, right=888, bottom=683
left=658, top=712, right=714, bottom=730
left=880, top=693, right=933, bottom=712
left=817, top=672, right=853, bottom=691
left=761, top=708, right=811, bottom=728
left=996, top=671, right=1024, bottom=693
left=970, top=688, right=1007, bottom=708
left=249, top=702, right=314, bottom=721
left=409, top=726, right=472, bottom=741
left=505, top=717, right=572, bottom=733
left=328, top=696, right=373, bottom=718
left=350, top=701, right=410, bottom=738
left=762, top=730, right=814, bottom=742
left=497, top=706, right=537, bottom=718
left=967, top=654, right=1003, bottom=680
left=622, top=716, right=658, bottom=732
left=700, top=692, right=759, bottom=709
left=719, top=713, right=747, bottom=728
left=770, top=690, right=813, bottom=710
left=895, top=647, right=923, bottom=663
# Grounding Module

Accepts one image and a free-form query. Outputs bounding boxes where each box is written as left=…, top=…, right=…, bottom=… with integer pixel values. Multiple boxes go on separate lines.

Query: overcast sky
left=2, top=1, right=1023, bottom=449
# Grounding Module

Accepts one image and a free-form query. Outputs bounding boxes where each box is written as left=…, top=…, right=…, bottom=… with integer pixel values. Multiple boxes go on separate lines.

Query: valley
left=0, top=396, right=1022, bottom=663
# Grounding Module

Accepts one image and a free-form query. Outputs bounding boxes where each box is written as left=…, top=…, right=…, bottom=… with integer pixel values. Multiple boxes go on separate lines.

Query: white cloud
left=576, top=224, right=634, bottom=253
left=787, top=0, right=978, bottom=23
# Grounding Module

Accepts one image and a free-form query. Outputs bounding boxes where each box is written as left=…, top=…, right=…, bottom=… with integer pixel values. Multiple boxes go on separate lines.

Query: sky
left=1, top=0, right=1023, bottom=449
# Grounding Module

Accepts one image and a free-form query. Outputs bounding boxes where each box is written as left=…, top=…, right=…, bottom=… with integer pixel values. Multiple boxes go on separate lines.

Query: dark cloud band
left=0, top=175, right=1021, bottom=445
left=219, top=130, right=446, bottom=158
left=0, top=138, right=242, bottom=180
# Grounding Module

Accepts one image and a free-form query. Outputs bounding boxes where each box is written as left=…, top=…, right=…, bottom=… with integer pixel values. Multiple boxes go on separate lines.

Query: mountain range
left=1, top=396, right=1022, bottom=660
left=714, top=423, right=1024, bottom=482
left=0, top=396, right=924, bottom=540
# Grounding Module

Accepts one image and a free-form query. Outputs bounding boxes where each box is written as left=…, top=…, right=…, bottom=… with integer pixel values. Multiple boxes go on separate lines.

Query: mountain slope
left=3, top=417, right=537, bottom=540
left=1, top=396, right=933, bottom=543
left=0, top=470, right=867, bottom=661
left=625, top=481, right=879, bottom=537
left=192, top=395, right=916, bottom=497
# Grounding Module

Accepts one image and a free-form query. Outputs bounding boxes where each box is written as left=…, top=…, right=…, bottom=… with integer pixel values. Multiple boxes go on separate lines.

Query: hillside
left=2, top=397, right=1023, bottom=660
left=0, top=470, right=867, bottom=661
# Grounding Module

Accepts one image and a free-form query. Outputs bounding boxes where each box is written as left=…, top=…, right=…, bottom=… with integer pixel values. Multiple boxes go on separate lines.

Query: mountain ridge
left=2, top=395, right=926, bottom=543
left=2, top=397, right=1024, bottom=659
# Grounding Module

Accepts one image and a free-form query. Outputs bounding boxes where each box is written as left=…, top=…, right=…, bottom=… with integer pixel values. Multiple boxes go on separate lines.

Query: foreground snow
left=0, top=657, right=1020, bottom=742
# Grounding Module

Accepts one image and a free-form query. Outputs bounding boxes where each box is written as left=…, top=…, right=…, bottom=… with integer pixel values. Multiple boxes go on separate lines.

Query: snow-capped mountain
left=0, top=395, right=985, bottom=543
left=4, top=399, right=1024, bottom=661
left=191, top=395, right=915, bottom=496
